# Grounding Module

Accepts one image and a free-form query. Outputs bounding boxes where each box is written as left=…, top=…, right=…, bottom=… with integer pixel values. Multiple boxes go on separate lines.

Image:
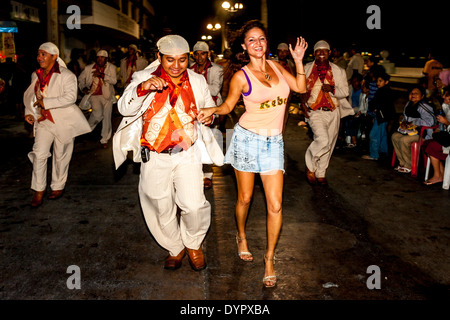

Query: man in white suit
left=113, top=35, right=223, bottom=272
left=302, top=40, right=354, bottom=186
left=190, top=41, right=224, bottom=189
left=78, top=50, right=117, bottom=148
left=24, top=42, right=91, bottom=207
left=119, top=44, right=148, bottom=89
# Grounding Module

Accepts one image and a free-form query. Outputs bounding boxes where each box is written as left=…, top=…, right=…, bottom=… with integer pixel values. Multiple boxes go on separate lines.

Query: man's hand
left=25, top=114, right=35, bottom=125
left=142, top=76, right=168, bottom=91
left=321, top=84, right=334, bottom=93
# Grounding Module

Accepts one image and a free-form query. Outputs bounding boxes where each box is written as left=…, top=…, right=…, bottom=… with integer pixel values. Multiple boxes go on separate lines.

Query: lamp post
left=220, top=1, right=244, bottom=51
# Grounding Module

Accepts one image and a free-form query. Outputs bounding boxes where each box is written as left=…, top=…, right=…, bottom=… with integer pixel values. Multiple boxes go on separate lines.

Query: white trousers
left=305, top=109, right=340, bottom=178
left=88, top=95, right=113, bottom=144
left=28, top=122, right=74, bottom=192
left=138, top=144, right=211, bottom=256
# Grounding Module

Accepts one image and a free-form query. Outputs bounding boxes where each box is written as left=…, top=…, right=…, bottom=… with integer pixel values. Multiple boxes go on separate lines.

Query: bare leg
left=426, top=155, right=444, bottom=184
left=260, top=170, right=284, bottom=287
left=234, top=170, right=255, bottom=261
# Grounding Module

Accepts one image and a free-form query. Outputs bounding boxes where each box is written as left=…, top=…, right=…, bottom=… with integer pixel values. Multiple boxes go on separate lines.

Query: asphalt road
left=0, top=105, right=448, bottom=315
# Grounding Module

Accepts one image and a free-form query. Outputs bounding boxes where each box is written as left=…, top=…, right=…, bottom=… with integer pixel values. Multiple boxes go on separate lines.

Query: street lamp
left=207, top=23, right=222, bottom=31
left=221, top=1, right=244, bottom=12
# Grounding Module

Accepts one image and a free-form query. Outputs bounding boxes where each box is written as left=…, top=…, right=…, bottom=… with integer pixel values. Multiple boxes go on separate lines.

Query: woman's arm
left=198, top=70, right=246, bottom=123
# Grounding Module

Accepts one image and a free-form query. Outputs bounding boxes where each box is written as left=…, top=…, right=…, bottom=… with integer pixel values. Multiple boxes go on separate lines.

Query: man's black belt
left=309, top=107, right=333, bottom=112
left=159, top=141, right=195, bottom=155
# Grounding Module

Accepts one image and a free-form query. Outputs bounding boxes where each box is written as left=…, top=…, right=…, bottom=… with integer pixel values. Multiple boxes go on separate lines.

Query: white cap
left=277, top=43, right=289, bottom=50
left=38, top=42, right=67, bottom=68
left=128, top=44, right=138, bottom=51
left=193, top=41, right=209, bottom=53
left=157, top=35, right=190, bottom=55
left=313, top=40, right=330, bottom=52
left=39, top=42, right=59, bottom=56
left=97, top=50, right=108, bottom=57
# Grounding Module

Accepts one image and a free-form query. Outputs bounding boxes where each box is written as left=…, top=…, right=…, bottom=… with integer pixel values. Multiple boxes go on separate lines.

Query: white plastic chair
left=425, top=146, right=450, bottom=190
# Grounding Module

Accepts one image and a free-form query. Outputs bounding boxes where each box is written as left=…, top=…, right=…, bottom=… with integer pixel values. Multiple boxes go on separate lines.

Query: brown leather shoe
left=31, top=191, right=45, bottom=207
left=48, top=189, right=64, bottom=200
left=317, top=177, right=328, bottom=186
left=164, top=249, right=185, bottom=270
left=186, top=247, right=206, bottom=271
left=306, top=168, right=316, bottom=185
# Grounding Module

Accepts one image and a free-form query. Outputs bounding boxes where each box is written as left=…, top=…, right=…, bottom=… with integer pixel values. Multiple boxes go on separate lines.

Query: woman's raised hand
left=289, top=37, right=308, bottom=61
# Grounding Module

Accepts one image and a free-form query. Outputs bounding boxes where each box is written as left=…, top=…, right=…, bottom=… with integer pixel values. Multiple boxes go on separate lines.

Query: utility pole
left=47, top=0, right=59, bottom=45
left=261, top=0, right=268, bottom=30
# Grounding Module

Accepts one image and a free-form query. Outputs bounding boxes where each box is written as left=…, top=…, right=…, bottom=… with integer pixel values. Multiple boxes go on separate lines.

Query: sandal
left=397, top=167, right=411, bottom=173
left=424, top=179, right=443, bottom=186
left=263, top=255, right=277, bottom=288
left=236, top=234, right=253, bottom=262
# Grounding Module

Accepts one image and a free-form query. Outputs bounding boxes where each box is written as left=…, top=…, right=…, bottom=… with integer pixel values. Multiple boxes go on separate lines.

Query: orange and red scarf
left=306, top=62, right=336, bottom=111
left=34, top=61, right=61, bottom=123
left=141, top=65, right=197, bottom=152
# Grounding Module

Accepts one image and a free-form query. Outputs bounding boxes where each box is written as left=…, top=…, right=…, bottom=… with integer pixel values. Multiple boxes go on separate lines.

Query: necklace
left=252, top=64, right=271, bottom=81
left=262, top=71, right=271, bottom=81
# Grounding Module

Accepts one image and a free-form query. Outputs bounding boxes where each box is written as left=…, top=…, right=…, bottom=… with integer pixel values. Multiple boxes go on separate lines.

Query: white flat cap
left=97, top=50, right=108, bottom=57
left=193, top=41, right=209, bottom=52
left=39, top=42, right=59, bottom=55
left=157, top=35, right=190, bottom=55
left=313, top=40, right=330, bottom=52
left=277, top=43, right=289, bottom=50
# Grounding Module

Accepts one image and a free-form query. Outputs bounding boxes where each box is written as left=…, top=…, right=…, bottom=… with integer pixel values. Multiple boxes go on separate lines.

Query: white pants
left=138, top=144, right=211, bottom=256
left=88, top=95, right=113, bottom=144
left=305, top=109, right=340, bottom=178
left=28, top=122, right=74, bottom=192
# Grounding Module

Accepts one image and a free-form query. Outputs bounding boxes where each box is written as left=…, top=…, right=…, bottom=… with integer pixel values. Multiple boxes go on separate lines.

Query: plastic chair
left=425, top=147, right=450, bottom=190
left=391, top=125, right=438, bottom=178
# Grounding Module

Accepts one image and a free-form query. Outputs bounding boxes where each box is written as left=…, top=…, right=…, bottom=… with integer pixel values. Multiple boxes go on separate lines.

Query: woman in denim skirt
left=198, top=20, right=308, bottom=287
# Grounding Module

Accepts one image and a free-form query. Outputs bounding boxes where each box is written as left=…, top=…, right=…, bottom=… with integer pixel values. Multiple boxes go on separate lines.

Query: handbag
left=432, top=130, right=450, bottom=147
left=397, top=122, right=418, bottom=136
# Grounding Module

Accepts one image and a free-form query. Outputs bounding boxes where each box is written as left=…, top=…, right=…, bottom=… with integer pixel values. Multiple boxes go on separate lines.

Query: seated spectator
left=423, top=86, right=450, bottom=185
left=391, top=85, right=436, bottom=173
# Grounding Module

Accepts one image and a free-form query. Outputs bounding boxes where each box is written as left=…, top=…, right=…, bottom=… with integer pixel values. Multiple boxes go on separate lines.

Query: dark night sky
left=153, top=0, right=448, bottom=67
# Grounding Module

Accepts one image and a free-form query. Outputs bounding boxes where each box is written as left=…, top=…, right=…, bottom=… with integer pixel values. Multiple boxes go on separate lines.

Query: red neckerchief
left=306, top=62, right=336, bottom=111
left=91, top=63, right=105, bottom=95
left=141, top=65, right=197, bottom=152
left=126, top=54, right=137, bottom=69
left=190, top=60, right=217, bottom=102
left=34, top=62, right=61, bottom=123
left=279, top=60, right=293, bottom=74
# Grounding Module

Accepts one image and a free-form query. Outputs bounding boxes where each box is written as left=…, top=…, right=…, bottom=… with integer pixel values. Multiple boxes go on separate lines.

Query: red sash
left=306, top=63, right=336, bottom=111
left=34, top=62, right=61, bottom=123
left=91, top=64, right=105, bottom=96
left=141, top=66, right=197, bottom=152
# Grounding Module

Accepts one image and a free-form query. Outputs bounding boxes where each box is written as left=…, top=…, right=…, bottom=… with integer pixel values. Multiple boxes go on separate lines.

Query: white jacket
left=78, top=62, right=117, bottom=100
left=23, top=67, right=91, bottom=144
left=112, top=63, right=217, bottom=169
left=304, top=61, right=354, bottom=118
left=190, top=61, right=224, bottom=106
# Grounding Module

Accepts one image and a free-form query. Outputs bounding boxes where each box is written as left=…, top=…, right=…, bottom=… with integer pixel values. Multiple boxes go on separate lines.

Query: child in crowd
left=362, top=72, right=395, bottom=160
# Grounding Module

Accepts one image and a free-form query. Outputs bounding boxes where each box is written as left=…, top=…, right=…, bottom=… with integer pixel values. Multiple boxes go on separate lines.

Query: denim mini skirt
left=224, top=123, right=285, bottom=174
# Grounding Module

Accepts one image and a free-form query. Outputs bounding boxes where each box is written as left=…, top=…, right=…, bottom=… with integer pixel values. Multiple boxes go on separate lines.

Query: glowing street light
left=221, top=1, right=244, bottom=12
left=207, top=23, right=221, bottom=31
